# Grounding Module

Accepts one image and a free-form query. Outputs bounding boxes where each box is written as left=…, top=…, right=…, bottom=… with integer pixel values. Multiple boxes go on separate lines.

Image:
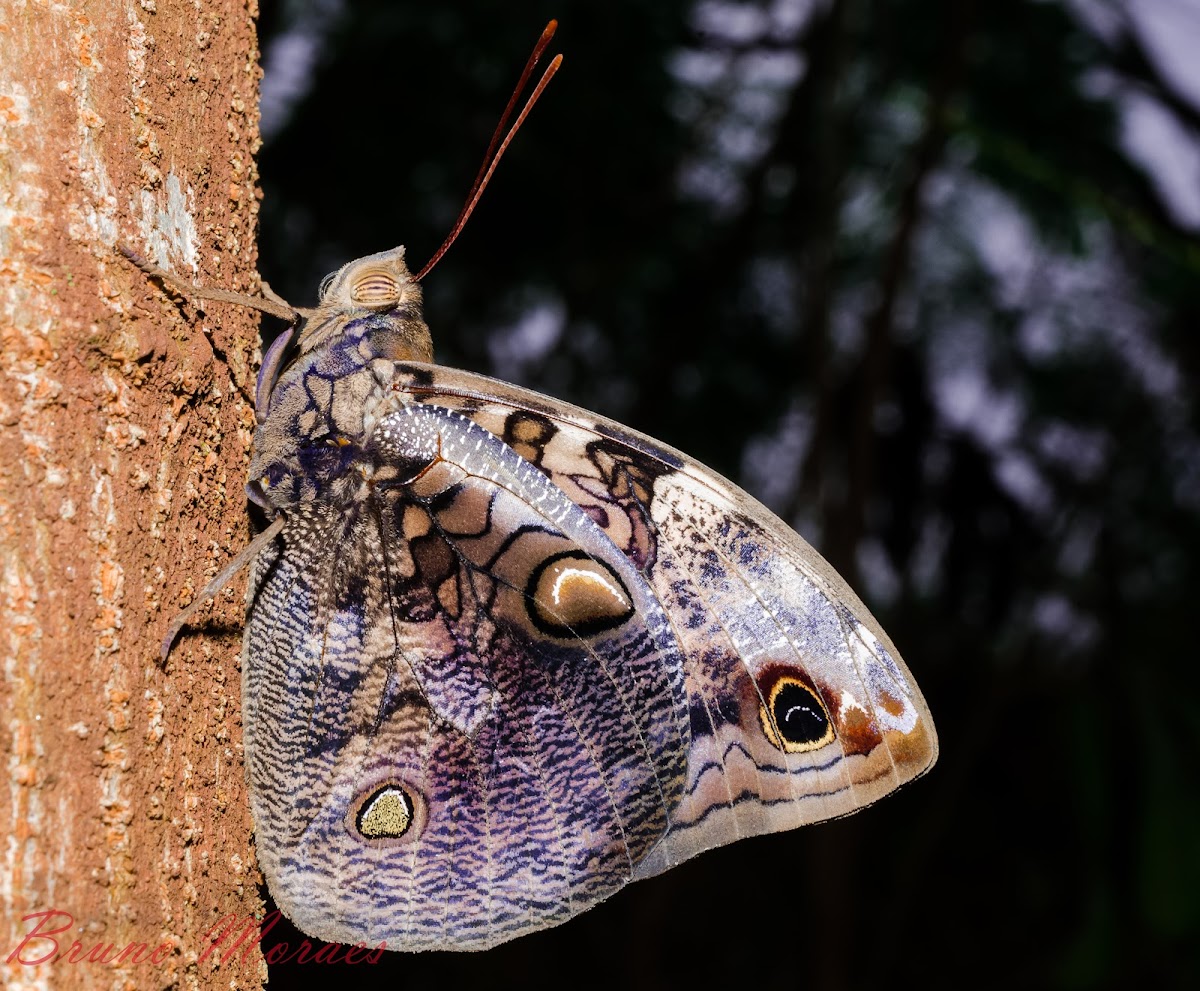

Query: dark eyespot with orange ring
left=348, top=782, right=420, bottom=843
left=758, top=672, right=835, bottom=753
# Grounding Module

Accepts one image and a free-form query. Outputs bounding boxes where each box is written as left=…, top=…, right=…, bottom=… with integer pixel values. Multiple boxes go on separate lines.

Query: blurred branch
left=787, top=0, right=854, bottom=519
left=832, top=0, right=977, bottom=576
left=1111, top=10, right=1200, bottom=136
left=966, top=117, right=1200, bottom=271
left=788, top=0, right=976, bottom=578
left=624, top=4, right=834, bottom=433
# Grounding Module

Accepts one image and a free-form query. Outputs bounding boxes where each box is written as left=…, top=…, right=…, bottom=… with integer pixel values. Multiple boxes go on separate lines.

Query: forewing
left=392, top=362, right=939, bottom=877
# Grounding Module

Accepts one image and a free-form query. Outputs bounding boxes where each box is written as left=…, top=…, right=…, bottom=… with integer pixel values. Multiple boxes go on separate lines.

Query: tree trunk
left=1, top=2, right=267, bottom=987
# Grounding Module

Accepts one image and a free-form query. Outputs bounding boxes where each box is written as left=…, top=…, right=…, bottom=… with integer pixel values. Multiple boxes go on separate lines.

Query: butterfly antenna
left=414, top=21, right=563, bottom=281
left=463, top=19, right=558, bottom=206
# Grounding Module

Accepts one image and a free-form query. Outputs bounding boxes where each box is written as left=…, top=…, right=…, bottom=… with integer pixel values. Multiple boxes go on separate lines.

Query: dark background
left=251, top=1, right=1200, bottom=987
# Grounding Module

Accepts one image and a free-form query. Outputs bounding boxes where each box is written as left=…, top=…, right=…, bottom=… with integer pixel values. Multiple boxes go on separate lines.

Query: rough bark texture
left=1, top=2, right=267, bottom=987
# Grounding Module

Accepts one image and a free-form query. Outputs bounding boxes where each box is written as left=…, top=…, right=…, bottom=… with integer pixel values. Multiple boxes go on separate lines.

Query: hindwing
left=244, top=402, right=689, bottom=950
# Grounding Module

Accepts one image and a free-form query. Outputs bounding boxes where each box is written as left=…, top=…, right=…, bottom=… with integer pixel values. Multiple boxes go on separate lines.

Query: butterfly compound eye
left=757, top=671, right=835, bottom=753
left=350, top=271, right=402, bottom=308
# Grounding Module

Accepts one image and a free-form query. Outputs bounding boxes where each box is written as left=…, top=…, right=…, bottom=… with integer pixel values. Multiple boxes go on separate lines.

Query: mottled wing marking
left=497, top=409, right=669, bottom=571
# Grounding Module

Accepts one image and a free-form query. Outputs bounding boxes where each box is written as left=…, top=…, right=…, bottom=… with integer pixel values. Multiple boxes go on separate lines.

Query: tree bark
left=1, top=2, right=267, bottom=987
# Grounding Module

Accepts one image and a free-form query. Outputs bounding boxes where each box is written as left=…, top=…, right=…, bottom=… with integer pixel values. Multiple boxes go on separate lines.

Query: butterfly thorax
left=249, top=303, right=432, bottom=510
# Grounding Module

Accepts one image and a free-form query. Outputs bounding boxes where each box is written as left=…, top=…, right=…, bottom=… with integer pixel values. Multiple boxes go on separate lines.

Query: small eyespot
left=298, top=433, right=352, bottom=450
left=758, top=672, right=834, bottom=753
left=245, top=475, right=273, bottom=509
left=348, top=781, right=423, bottom=843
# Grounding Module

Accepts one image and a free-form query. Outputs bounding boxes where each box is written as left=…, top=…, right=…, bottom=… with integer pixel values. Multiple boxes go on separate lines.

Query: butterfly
left=132, top=21, right=937, bottom=954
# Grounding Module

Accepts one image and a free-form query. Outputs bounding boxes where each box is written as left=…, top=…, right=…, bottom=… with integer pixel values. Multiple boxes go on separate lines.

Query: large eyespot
left=758, top=671, right=834, bottom=753
left=350, top=271, right=402, bottom=308
left=526, top=551, right=634, bottom=638
left=347, top=781, right=424, bottom=844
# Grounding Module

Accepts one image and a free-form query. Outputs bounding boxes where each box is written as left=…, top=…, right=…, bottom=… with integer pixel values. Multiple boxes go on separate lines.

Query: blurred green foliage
left=255, top=1, right=1200, bottom=986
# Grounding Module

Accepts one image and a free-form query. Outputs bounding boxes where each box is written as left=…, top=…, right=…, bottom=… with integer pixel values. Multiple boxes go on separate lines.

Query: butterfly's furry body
left=225, top=247, right=936, bottom=950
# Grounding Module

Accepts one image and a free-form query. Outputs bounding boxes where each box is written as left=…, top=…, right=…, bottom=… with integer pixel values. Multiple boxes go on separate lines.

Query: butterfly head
left=294, top=246, right=433, bottom=360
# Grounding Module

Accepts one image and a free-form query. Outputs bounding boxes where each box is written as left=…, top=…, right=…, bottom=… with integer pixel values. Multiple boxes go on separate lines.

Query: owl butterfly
left=135, top=21, right=936, bottom=952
